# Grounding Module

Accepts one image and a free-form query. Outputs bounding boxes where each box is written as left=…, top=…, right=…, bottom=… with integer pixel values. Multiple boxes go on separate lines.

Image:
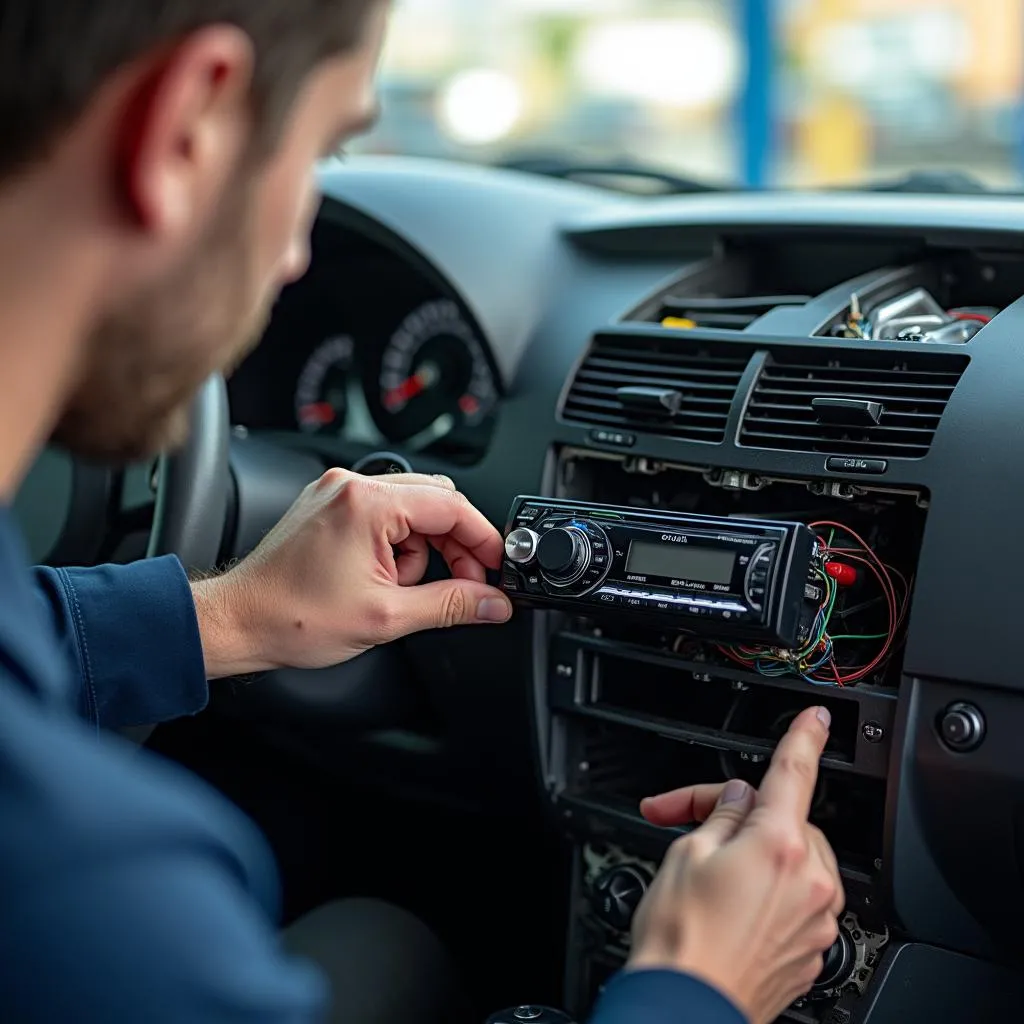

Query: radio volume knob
left=537, top=527, right=590, bottom=583
left=591, top=865, right=653, bottom=930
left=505, top=528, right=540, bottom=564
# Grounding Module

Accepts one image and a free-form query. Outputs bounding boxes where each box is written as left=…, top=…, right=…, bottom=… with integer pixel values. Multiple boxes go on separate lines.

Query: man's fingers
left=369, top=472, right=458, bottom=492
left=640, top=782, right=736, bottom=827
left=394, top=534, right=490, bottom=587
left=394, top=533, right=430, bottom=586
left=381, top=484, right=505, bottom=571
left=429, top=535, right=490, bottom=584
left=809, top=827, right=845, bottom=917
left=384, top=579, right=512, bottom=637
left=685, top=780, right=755, bottom=849
left=754, top=706, right=830, bottom=823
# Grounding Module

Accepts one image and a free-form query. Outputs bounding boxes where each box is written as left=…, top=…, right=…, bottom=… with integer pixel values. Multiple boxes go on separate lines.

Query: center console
left=505, top=448, right=929, bottom=1022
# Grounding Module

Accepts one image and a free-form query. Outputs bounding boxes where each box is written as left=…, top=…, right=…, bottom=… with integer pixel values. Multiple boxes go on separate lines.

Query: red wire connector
left=825, top=561, right=858, bottom=587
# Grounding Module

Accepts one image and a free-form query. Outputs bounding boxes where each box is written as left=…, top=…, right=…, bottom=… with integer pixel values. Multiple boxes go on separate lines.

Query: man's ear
left=115, top=25, right=256, bottom=239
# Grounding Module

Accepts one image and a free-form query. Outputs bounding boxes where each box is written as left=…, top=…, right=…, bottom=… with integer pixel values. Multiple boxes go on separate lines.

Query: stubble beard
left=52, top=174, right=273, bottom=464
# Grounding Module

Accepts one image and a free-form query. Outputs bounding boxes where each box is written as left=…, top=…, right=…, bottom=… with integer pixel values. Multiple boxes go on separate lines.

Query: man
left=0, top=2, right=842, bottom=1022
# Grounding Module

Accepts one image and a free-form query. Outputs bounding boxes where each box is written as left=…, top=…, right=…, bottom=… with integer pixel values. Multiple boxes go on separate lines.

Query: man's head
left=2, top=1, right=388, bottom=461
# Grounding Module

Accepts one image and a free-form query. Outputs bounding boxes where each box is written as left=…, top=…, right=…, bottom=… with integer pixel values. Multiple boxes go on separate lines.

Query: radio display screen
left=625, top=540, right=736, bottom=584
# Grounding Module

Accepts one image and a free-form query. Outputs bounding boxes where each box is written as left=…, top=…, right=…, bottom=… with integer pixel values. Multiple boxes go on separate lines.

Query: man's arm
left=31, top=556, right=209, bottom=729
left=30, top=471, right=514, bottom=730
left=588, top=970, right=747, bottom=1024
left=0, top=667, right=328, bottom=1023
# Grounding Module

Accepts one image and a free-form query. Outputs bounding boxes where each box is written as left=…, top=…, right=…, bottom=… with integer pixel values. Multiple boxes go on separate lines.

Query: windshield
left=348, top=0, right=1023, bottom=194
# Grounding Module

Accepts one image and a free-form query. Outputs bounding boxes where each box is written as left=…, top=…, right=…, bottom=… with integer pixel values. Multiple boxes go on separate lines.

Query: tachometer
left=294, top=335, right=355, bottom=434
left=377, top=299, right=496, bottom=446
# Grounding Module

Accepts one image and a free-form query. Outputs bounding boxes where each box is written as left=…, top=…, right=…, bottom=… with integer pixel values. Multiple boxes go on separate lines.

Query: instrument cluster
left=227, top=223, right=500, bottom=463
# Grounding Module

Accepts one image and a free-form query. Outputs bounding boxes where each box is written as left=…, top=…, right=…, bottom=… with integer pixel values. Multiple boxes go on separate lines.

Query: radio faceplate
left=501, top=496, right=818, bottom=647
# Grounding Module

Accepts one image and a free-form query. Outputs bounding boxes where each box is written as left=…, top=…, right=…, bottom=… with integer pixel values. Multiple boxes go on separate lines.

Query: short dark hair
left=0, top=1, right=381, bottom=177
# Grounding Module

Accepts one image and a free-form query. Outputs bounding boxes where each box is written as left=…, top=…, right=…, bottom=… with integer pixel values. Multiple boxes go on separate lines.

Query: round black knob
left=591, top=865, right=652, bottom=931
left=938, top=702, right=986, bottom=753
left=537, top=528, right=579, bottom=574
left=485, top=1009, right=576, bottom=1024
left=813, top=928, right=856, bottom=992
left=350, top=451, right=413, bottom=475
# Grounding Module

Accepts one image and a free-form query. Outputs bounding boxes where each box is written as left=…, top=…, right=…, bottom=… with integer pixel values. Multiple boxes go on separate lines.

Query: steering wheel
left=113, top=375, right=230, bottom=747
left=146, top=374, right=231, bottom=571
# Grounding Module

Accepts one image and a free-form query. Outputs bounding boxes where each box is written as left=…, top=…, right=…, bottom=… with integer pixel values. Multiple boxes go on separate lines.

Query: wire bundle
left=715, top=520, right=912, bottom=688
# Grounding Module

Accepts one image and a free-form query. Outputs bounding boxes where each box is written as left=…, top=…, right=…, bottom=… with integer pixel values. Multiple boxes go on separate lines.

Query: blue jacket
left=0, top=505, right=746, bottom=1024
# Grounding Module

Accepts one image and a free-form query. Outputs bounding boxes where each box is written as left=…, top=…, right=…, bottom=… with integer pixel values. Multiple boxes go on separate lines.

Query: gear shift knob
left=485, top=1007, right=576, bottom=1024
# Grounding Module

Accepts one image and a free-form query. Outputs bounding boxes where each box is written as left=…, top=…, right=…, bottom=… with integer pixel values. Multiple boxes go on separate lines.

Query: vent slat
left=588, top=348, right=749, bottom=369
left=739, top=349, right=967, bottom=459
left=562, top=334, right=750, bottom=442
left=575, top=373, right=739, bottom=394
left=583, top=358, right=745, bottom=380
left=567, top=395, right=734, bottom=419
left=756, top=380, right=957, bottom=394
left=745, top=415, right=938, bottom=435
left=745, top=401, right=943, bottom=420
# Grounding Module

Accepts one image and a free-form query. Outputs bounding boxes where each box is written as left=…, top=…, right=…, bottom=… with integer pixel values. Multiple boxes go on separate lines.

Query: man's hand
left=628, top=706, right=843, bottom=1024
left=191, top=469, right=513, bottom=678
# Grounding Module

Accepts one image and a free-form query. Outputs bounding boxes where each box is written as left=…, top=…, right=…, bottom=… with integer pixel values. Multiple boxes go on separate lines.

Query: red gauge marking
left=298, top=402, right=336, bottom=426
left=459, top=394, right=480, bottom=417
left=384, top=369, right=432, bottom=410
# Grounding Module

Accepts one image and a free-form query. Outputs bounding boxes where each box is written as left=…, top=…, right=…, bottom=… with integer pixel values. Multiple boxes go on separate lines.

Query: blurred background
left=345, top=0, right=1024, bottom=192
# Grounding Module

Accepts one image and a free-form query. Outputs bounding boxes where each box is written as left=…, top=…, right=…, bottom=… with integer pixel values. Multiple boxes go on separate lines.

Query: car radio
left=500, top=496, right=819, bottom=648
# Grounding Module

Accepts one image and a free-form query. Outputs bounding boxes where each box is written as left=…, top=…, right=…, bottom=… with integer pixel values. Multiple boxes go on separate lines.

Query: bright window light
left=439, top=68, right=524, bottom=145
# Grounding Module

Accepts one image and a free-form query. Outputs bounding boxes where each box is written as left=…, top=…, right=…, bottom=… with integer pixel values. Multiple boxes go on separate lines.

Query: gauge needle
left=384, top=363, right=440, bottom=409
left=299, top=402, right=336, bottom=426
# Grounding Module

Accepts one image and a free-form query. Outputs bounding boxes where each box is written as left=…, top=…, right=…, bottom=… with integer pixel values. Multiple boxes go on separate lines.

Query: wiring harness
left=711, top=521, right=912, bottom=688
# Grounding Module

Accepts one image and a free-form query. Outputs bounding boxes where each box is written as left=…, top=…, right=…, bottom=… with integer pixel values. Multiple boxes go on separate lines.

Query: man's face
left=53, top=5, right=388, bottom=462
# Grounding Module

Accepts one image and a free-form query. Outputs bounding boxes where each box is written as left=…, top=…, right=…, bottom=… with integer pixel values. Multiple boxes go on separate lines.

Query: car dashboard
left=224, top=156, right=1024, bottom=1023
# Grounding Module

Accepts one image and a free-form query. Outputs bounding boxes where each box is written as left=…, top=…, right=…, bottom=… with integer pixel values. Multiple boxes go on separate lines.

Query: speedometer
left=376, top=299, right=497, bottom=446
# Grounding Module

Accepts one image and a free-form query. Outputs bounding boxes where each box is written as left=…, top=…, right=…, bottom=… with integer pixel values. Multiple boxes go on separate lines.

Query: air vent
left=562, top=333, right=751, bottom=442
left=650, top=294, right=811, bottom=330
left=739, top=348, right=968, bottom=458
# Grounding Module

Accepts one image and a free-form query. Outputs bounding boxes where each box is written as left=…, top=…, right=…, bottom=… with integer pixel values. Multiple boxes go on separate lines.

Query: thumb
left=689, top=779, right=755, bottom=851
left=387, top=579, right=513, bottom=636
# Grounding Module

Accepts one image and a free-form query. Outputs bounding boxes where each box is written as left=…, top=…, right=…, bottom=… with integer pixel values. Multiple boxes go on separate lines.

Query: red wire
left=830, top=657, right=843, bottom=687
left=809, top=521, right=902, bottom=685
left=828, top=552, right=897, bottom=681
left=714, top=521, right=910, bottom=687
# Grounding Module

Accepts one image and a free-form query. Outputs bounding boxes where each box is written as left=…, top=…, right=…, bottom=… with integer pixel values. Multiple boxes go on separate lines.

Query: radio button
left=516, top=506, right=542, bottom=522
left=524, top=573, right=545, bottom=594
left=500, top=571, right=520, bottom=592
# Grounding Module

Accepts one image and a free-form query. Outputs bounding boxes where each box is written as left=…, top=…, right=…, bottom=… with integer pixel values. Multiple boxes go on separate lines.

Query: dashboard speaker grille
left=739, top=348, right=968, bottom=458
left=562, top=332, right=751, bottom=442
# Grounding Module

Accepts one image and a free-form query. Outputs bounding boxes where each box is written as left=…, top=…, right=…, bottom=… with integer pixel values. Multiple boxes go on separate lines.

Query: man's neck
left=0, top=179, right=101, bottom=502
